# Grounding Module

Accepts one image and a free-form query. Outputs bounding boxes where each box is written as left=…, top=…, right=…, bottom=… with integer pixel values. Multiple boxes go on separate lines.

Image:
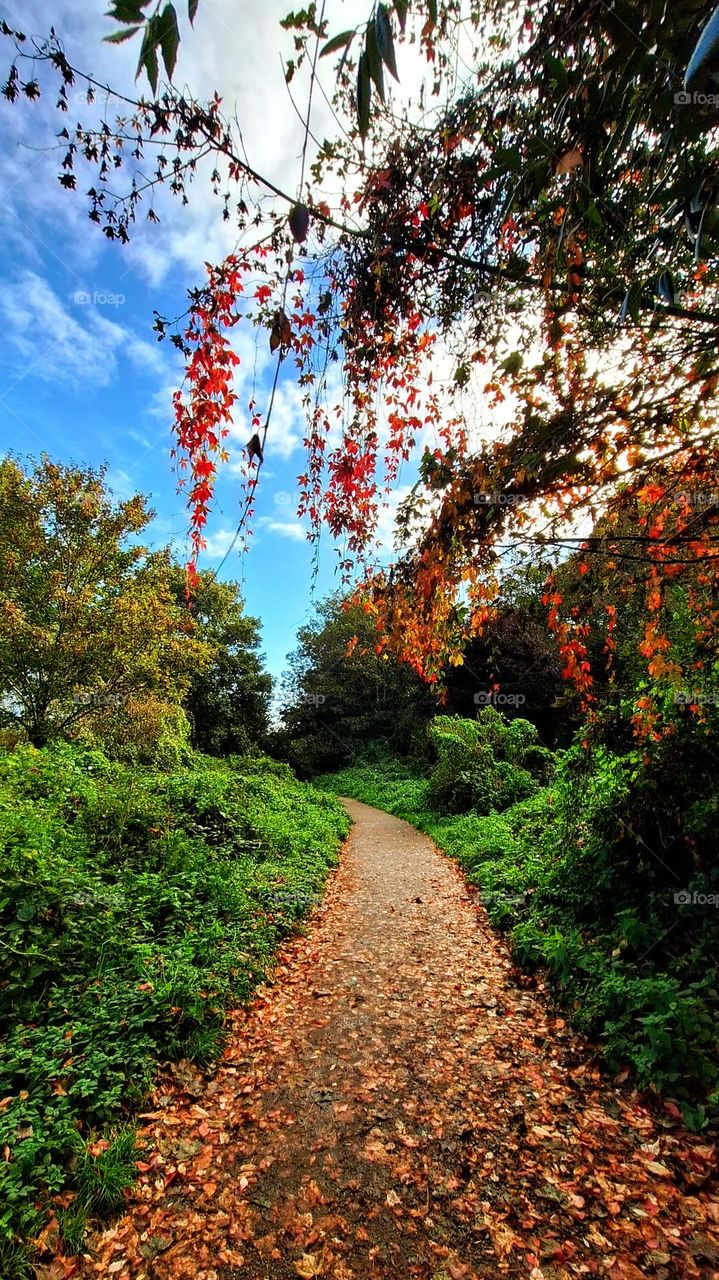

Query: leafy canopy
left=3, top=1, right=719, bottom=735
left=0, top=455, right=209, bottom=746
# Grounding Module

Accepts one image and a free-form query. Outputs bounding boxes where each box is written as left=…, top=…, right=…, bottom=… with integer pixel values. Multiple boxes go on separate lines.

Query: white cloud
left=0, top=270, right=172, bottom=389
left=0, top=0, right=371, bottom=285
left=257, top=515, right=307, bottom=542
left=201, top=526, right=239, bottom=557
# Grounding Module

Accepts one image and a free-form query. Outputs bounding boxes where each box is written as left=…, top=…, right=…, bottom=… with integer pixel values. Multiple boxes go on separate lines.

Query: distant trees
left=0, top=455, right=272, bottom=759
left=170, top=569, right=272, bottom=756
left=276, top=594, right=435, bottom=776
left=442, top=558, right=575, bottom=747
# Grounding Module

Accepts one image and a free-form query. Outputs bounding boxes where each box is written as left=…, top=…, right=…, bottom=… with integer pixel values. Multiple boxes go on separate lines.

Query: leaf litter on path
left=38, top=799, right=719, bottom=1280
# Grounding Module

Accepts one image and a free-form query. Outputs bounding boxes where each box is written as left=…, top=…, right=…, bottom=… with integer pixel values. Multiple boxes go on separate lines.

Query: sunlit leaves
left=172, top=256, right=246, bottom=570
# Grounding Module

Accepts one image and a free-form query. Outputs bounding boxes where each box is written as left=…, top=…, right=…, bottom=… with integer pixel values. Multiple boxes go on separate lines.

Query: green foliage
left=169, top=569, right=273, bottom=757
left=0, top=455, right=211, bottom=749
left=427, top=709, right=553, bottom=814
left=75, top=695, right=193, bottom=769
left=0, top=742, right=348, bottom=1252
left=73, top=1126, right=140, bottom=1216
left=277, top=593, right=435, bottom=776
left=105, top=1, right=196, bottom=93
left=324, top=712, right=719, bottom=1107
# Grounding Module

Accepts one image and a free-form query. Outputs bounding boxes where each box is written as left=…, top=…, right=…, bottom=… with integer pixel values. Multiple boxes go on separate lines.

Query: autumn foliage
left=3, top=1, right=719, bottom=719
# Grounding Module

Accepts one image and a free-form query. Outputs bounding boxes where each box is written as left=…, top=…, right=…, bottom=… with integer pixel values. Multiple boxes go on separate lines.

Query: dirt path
left=60, top=800, right=718, bottom=1280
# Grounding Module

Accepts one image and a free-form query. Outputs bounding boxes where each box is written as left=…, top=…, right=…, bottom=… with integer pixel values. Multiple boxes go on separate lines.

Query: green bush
left=73, top=695, right=193, bottom=769
left=426, top=710, right=553, bottom=814
left=0, top=743, right=349, bottom=1254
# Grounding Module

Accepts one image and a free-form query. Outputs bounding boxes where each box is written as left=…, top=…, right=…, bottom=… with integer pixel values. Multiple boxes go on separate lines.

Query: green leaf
left=365, top=22, right=386, bottom=103
left=105, top=0, right=147, bottom=21
left=544, top=51, right=568, bottom=89
left=104, top=24, right=143, bottom=43
left=618, top=281, right=642, bottom=324
left=320, top=29, right=355, bottom=58
left=136, top=17, right=160, bottom=95
left=188, top=0, right=199, bottom=23
left=376, top=4, right=398, bottom=81
left=501, top=351, right=523, bottom=375
left=158, top=3, right=180, bottom=81
left=356, top=51, right=371, bottom=140
left=427, top=0, right=438, bottom=25
left=393, top=0, right=409, bottom=34
left=585, top=199, right=603, bottom=229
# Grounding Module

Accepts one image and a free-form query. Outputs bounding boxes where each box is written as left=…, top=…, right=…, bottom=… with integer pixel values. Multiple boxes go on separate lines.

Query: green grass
left=0, top=742, right=349, bottom=1256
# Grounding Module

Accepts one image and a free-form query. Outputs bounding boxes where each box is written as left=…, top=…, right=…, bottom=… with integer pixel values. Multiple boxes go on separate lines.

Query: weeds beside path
left=49, top=800, right=719, bottom=1280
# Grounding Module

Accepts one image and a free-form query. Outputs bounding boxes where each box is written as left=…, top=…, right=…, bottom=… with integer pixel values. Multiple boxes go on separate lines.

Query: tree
left=277, top=594, right=435, bottom=775
left=441, top=556, right=575, bottom=747
left=0, top=455, right=209, bottom=746
left=169, top=568, right=273, bottom=756
left=3, top=2, right=719, bottom=739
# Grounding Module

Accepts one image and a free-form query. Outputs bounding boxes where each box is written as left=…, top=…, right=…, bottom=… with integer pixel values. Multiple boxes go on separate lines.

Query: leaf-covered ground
left=42, top=800, right=719, bottom=1280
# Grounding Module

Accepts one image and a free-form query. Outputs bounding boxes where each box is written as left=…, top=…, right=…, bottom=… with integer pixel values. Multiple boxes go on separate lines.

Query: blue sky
left=0, top=0, right=382, bottom=684
left=0, top=0, right=501, bottom=688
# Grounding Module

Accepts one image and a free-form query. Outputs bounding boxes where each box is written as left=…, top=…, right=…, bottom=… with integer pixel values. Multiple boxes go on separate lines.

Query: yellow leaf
left=294, top=1254, right=323, bottom=1278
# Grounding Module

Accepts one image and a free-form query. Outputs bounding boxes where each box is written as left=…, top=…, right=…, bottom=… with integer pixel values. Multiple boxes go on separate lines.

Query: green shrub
left=426, top=710, right=552, bottom=814
left=0, top=743, right=349, bottom=1255
left=73, top=695, right=193, bottom=769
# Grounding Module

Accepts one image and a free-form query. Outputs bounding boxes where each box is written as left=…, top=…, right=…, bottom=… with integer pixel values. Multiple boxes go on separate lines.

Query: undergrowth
left=0, top=742, right=348, bottom=1259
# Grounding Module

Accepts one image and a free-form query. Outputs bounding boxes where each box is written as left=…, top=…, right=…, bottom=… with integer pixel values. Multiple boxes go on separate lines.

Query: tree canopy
left=4, top=1, right=719, bottom=737
left=169, top=568, right=273, bottom=756
left=0, top=455, right=209, bottom=747
left=277, top=593, right=434, bottom=774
